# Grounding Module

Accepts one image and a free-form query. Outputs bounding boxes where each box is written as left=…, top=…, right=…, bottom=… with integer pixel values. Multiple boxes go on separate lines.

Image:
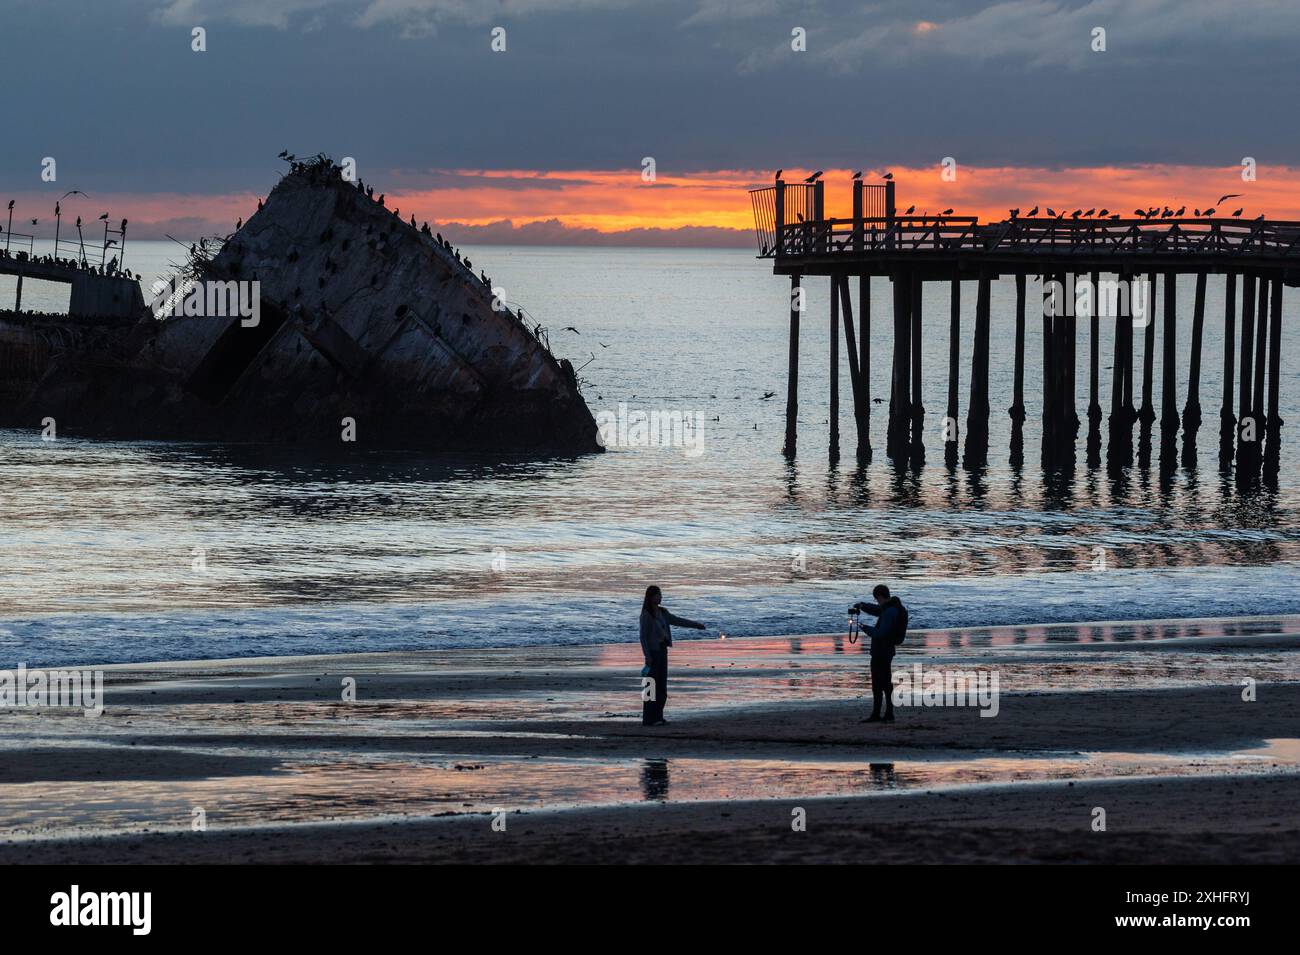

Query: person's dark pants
left=870, top=655, right=895, bottom=718
left=642, top=649, right=668, bottom=725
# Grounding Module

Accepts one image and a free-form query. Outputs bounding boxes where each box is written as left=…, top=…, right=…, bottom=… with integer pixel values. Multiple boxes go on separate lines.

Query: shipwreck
left=0, top=157, right=600, bottom=452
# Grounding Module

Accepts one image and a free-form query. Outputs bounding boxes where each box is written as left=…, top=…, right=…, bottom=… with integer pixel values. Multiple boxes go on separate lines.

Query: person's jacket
left=640, top=607, right=703, bottom=656
left=854, top=597, right=907, bottom=659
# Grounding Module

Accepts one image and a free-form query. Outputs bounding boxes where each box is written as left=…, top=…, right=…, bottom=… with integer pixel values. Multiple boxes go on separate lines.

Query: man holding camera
left=849, top=584, right=909, bottom=723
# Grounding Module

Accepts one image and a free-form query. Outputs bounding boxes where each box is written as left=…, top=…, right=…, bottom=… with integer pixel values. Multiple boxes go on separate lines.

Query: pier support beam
left=1218, top=272, right=1238, bottom=468
left=783, top=272, right=801, bottom=457
left=1236, top=272, right=1256, bottom=469
left=887, top=269, right=912, bottom=463
left=963, top=270, right=991, bottom=469
left=859, top=275, right=872, bottom=461
left=1107, top=276, right=1128, bottom=470
left=1107, top=273, right=1133, bottom=470
left=1041, top=274, right=1057, bottom=466
left=1008, top=273, right=1027, bottom=467
left=1265, top=277, right=1284, bottom=477
left=1159, top=271, right=1180, bottom=471
left=836, top=275, right=868, bottom=460
left=1182, top=271, right=1207, bottom=469
left=1064, top=274, right=1079, bottom=458
left=1137, top=271, right=1157, bottom=467
left=1086, top=271, right=1102, bottom=468
left=830, top=275, right=840, bottom=461
left=910, top=271, right=925, bottom=467
left=1244, top=272, right=1271, bottom=481
left=946, top=272, right=962, bottom=467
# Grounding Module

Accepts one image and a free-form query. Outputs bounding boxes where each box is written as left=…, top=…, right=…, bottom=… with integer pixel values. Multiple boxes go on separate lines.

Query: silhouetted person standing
left=850, top=584, right=909, bottom=722
left=639, top=585, right=705, bottom=726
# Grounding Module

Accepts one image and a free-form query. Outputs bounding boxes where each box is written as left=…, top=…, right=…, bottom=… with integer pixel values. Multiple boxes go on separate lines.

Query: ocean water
left=2, top=241, right=1298, bottom=667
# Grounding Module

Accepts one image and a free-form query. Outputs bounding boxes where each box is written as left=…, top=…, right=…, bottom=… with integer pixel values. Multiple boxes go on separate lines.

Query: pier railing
left=755, top=206, right=1300, bottom=265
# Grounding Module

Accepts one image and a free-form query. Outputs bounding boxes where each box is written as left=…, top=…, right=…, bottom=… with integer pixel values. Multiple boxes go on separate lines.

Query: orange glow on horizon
left=12, top=164, right=1300, bottom=241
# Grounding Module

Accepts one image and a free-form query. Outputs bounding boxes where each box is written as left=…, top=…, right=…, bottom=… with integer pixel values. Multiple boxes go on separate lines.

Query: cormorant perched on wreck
left=410, top=214, right=417, bottom=228
left=366, top=186, right=374, bottom=199
left=377, top=194, right=385, bottom=207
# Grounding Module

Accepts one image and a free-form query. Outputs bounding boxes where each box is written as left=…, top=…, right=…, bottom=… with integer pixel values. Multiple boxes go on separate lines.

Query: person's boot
left=882, top=710, right=895, bottom=723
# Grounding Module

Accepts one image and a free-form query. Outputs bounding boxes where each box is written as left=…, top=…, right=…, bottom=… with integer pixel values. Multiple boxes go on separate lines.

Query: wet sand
left=1, top=615, right=1297, bottom=863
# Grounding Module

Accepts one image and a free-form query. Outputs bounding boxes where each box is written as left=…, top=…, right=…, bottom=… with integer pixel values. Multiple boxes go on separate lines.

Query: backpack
left=891, top=602, right=909, bottom=646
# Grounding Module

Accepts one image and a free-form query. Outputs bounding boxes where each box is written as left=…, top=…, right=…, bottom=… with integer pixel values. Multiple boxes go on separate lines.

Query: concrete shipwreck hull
left=3, top=160, right=601, bottom=452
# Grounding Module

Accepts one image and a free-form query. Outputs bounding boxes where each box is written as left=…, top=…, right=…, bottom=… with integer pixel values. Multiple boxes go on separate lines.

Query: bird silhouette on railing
left=804, top=171, right=823, bottom=183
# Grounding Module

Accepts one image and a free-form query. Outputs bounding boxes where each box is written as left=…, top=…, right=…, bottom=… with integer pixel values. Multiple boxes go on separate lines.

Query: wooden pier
left=750, top=177, right=1294, bottom=481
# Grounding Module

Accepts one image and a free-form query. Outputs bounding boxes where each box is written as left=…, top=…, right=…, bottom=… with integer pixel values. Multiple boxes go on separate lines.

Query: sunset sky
left=5, top=1, right=1300, bottom=243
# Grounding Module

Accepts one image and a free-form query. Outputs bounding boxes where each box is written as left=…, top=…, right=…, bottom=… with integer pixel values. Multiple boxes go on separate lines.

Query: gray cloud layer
left=3, top=0, right=1296, bottom=195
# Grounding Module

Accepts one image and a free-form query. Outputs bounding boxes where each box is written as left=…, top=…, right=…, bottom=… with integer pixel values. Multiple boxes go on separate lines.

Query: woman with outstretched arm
left=639, top=585, right=706, bottom=727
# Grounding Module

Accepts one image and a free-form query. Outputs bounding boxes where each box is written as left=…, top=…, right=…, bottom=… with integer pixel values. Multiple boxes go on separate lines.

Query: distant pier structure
left=749, top=176, right=1292, bottom=483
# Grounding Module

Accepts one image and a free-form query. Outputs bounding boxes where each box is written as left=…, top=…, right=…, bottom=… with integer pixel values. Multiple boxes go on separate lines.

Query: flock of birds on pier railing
left=1, top=196, right=141, bottom=283
left=769, top=171, right=1265, bottom=224
left=1003, top=193, right=1257, bottom=222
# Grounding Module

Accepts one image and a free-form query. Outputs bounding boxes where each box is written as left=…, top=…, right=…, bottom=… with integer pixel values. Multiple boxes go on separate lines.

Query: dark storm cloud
left=2, top=0, right=1297, bottom=196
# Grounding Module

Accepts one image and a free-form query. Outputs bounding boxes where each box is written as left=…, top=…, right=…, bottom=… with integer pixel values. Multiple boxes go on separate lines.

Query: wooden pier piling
left=1219, top=272, right=1238, bottom=468
left=783, top=272, right=801, bottom=457
left=946, top=272, right=961, bottom=467
left=1086, top=270, right=1102, bottom=468
left=1137, top=272, right=1157, bottom=467
left=1159, top=271, right=1180, bottom=470
left=1182, top=271, right=1207, bottom=468
left=963, top=270, right=991, bottom=469
left=829, top=273, right=840, bottom=460
left=1265, top=276, right=1284, bottom=475
left=1009, top=274, right=1027, bottom=467
left=859, top=275, right=872, bottom=461
left=888, top=269, right=912, bottom=463
left=836, top=275, right=868, bottom=459
left=909, top=271, right=925, bottom=466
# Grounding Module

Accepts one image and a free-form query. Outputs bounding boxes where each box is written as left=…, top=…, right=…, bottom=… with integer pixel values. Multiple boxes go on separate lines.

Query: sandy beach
left=2, top=615, right=1297, bottom=864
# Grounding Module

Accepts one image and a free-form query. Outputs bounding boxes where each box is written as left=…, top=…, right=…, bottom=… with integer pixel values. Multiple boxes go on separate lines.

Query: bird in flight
left=1217, top=193, right=1242, bottom=205
left=562, top=326, right=580, bottom=333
